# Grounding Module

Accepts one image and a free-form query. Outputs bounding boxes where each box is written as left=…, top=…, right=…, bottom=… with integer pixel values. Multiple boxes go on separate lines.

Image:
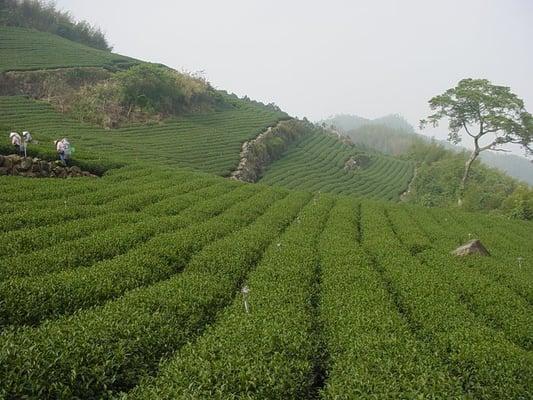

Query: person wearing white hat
left=55, top=138, right=71, bottom=165
left=9, top=132, right=22, bottom=156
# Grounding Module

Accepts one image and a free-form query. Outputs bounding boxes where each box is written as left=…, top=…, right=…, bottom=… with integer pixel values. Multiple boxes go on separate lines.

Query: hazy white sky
left=56, top=0, right=532, bottom=141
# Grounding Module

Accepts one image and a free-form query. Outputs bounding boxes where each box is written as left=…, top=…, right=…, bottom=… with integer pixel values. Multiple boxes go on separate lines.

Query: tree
left=420, top=78, right=533, bottom=205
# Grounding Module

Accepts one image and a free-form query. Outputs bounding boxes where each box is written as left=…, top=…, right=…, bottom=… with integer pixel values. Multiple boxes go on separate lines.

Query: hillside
left=1, top=5, right=532, bottom=399
left=260, top=131, right=414, bottom=201
left=0, top=95, right=287, bottom=176
left=0, top=166, right=531, bottom=398
left=322, top=113, right=533, bottom=185
left=0, top=26, right=136, bottom=72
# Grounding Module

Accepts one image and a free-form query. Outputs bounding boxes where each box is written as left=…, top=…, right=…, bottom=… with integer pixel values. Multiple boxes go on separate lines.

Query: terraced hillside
left=0, top=166, right=531, bottom=398
left=0, top=26, right=136, bottom=72
left=260, top=131, right=415, bottom=201
left=0, top=96, right=287, bottom=176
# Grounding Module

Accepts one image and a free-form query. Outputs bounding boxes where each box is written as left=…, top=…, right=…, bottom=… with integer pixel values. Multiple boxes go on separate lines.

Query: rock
left=39, top=161, right=50, bottom=173
left=452, top=239, right=490, bottom=257
left=2, top=157, right=13, bottom=170
left=344, top=157, right=358, bottom=171
left=18, top=157, right=33, bottom=171
left=7, top=155, right=22, bottom=164
left=0, top=153, right=97, bottom=179
left=70, top=166, right=82, bottom=175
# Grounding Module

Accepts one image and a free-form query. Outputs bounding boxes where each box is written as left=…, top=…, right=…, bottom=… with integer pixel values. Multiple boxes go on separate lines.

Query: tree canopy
left=0, top=0, right=111, bottom=51
left=420, top=78, right=532, bottom=204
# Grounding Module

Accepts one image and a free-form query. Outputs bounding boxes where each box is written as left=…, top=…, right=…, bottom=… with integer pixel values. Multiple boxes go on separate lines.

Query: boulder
left=69, top=166, right=82, bottom=176
left=344, top=157, right=358, bottom=171
left=0, top=153, right=97, bottom=179
left=7, top=155, right=22, bottom=164
left=2, top=157, right=13, bottom=170
left=452, top=239, right=490, bottom=257
left=18, top=157, right=33, bottom=171
left=39, top=161, right=50, bottom=173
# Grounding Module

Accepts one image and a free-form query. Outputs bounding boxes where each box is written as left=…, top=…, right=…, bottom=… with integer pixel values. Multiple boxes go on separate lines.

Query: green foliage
left=0, top=0, right=111, bottom=50
left=260, top=131, right=414, bottom=201
left=421, top=78, right=532, bottom=152
left=405, top=141, right=530, bottom=218
left=0, top=26, right=136, bottom=72
left=501, top=185, right=533, bottom=220
left=360, top=203, right=532, bottom=398
left=130, top=195, right=333, bottom=399
left=0, top=95, right=287, bottom=176
left=0, top=166, right=531, bottom=398
left=421, top=78, right=532, bottom=203
left=110, top=64, right=224, bottom=117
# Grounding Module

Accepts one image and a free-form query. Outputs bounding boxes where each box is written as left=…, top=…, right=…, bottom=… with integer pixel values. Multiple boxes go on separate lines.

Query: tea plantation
left=1, top=16, right=532, bottom=400
left=0, top=165, right=531, bottom=398
left=0, top=26, right=137, bottom=72
left=0, top=95, right=288, bottom=176
left=260, top=131, right=414, bottom=200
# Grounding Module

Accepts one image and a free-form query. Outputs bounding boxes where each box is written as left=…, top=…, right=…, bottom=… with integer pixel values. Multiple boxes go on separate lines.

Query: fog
left=56, top=0, right=532, bottom=145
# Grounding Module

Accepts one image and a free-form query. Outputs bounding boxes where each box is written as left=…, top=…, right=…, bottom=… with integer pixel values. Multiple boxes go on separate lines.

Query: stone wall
left=0, top=154, right=97, bottom=178
left=230, top=119, right=310, bottom=183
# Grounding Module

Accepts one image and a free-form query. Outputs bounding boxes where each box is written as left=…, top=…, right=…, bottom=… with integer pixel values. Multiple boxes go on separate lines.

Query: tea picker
left=9, top=132, right=22, bottom=156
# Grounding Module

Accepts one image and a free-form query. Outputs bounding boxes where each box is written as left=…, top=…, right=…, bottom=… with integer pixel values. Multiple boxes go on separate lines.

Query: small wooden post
left=241, top=285, right=250, bottom=314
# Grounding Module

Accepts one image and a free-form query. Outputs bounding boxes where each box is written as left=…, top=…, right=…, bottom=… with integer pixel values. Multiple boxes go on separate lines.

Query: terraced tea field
left=260, top=132, right=414, bottom=200
left=0, top=166, right=531, bottom=399
left=0, top=26, right=137, bottom=72
left=0, top=96, right=287, bottom=176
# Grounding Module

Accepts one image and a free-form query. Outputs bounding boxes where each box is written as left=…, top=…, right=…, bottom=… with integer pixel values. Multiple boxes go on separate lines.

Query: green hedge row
left=360, top=202, right=533, bottom=398
left=0, top=183, right=266, bottom=327
left=0, top=190, right=309, bottom=399
left=319, top=199, right=463, bottom=398
left=129, top=194, right=334, bottom=399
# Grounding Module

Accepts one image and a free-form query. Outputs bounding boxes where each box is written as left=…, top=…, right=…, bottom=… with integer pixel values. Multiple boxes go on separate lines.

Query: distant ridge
left=320, top=113, right=532, bottom=185
left=319, top=113, right=415, bottom=133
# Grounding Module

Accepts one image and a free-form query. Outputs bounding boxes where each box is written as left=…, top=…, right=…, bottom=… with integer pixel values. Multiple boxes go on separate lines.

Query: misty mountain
left=320, top=113, right=532, bottom=185
left=320, top=113, right=415, bottom=133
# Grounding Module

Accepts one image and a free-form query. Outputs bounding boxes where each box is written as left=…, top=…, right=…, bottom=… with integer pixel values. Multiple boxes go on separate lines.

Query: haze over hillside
left=55, top=0, right=533, bottom=124
left=322, top=113, right=533, bottom=185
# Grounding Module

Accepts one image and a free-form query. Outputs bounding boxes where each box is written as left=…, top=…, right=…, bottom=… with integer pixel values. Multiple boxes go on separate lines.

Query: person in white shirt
left=55, top=138, right=71, bottom=165
left=9, top=132, right=22, bottom=155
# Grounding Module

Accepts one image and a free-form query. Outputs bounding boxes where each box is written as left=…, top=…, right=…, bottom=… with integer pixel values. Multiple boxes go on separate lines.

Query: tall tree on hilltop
left=420, top=78, right=533, bottom=205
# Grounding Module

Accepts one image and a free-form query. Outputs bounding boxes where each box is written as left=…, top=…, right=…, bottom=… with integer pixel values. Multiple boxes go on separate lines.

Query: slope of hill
left=0, top=95, right=287, bottom=176
left=0, top=166, right=531, bottom=398
left=0, top=7, right=532, bottom=398
left=0, top=26, right=136, bottom=72
left=260, top=130, right=414, bottom=201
